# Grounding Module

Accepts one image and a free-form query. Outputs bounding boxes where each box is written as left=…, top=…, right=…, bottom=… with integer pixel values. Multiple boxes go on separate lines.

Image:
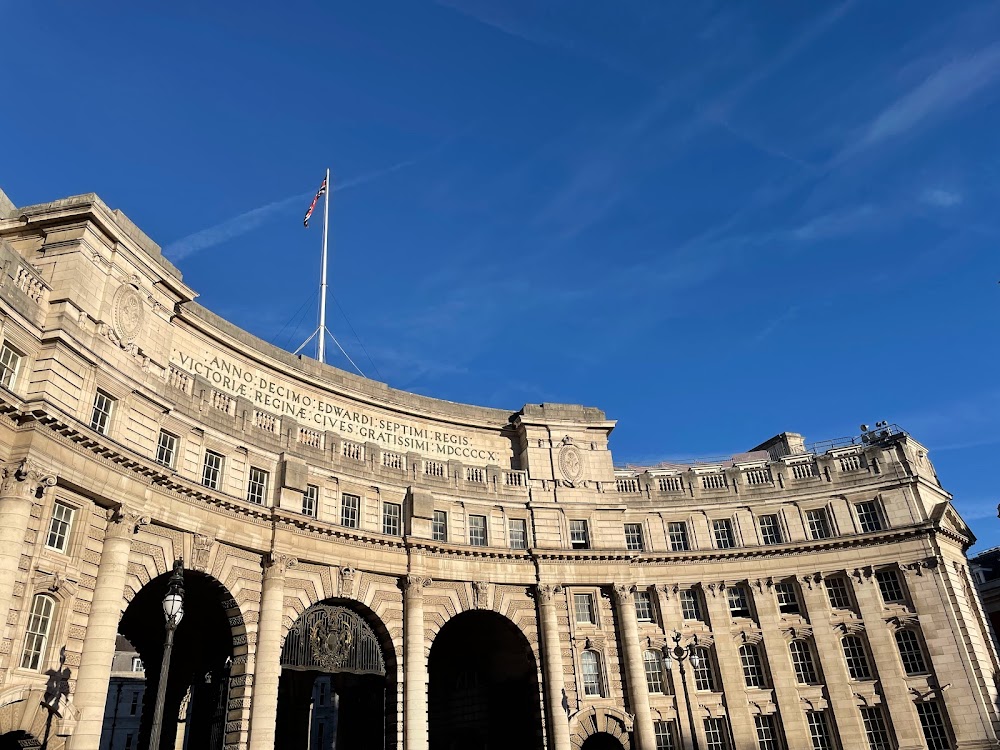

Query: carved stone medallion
left=112, top=284, right=145, bottom=344
left=558, top=443, right=583, bottom=484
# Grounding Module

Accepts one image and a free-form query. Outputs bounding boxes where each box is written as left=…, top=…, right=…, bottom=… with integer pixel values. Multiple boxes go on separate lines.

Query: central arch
left=428, top=610, right=542, bottom=750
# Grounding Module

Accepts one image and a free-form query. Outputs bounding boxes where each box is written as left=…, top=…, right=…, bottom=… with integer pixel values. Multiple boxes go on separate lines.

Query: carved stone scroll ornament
left=611, top=583, right=636, bottom=605
left=535, top=584, right=562, bottom=603
left=263, top=553, right=297, bottom=581
left=105, top=505, right=150, bottom=540
left=402, top=574, right=432, bottom=594
left=0, top=459, right=56, bottom=499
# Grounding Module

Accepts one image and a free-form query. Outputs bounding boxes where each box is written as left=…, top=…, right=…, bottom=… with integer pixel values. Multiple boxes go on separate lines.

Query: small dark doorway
left=0, top=731, right=40, bottom=749
left=581, top=733, right=626, bottom=750
left=428, top=610, right=542, bottom=750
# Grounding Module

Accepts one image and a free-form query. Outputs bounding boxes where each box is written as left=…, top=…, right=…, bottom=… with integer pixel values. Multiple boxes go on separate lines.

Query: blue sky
left=2, top=2, right=998, bottom=549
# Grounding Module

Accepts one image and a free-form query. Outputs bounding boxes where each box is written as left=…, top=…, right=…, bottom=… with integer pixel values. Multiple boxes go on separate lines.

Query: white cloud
left=921, top=187, right=963, bottom=207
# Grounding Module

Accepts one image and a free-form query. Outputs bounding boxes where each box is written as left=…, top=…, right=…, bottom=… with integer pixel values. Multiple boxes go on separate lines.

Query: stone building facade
left=0, top=187, right=994, bottom=750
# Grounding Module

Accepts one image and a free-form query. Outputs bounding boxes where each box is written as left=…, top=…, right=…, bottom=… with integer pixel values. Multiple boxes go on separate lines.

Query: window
left=739, top=644, right=766, bottom=688
left=754, top=715, right=781, bottom=750
left=842, top=635, right=872, bottom=680
left=432, top=510, right=447, bottom=542
left=340, top=493, right=360, bottom=528
left=806, top=508, right=832, bottom=540
left=124, top=734, right=134, bottom=750
left=383, top=502, right=402, bottom=536
left=201, top=450, right=224, bottom=490
left=155, top=429, right=177, bottom=469
left=624, top=523, right=644, bottom=551
left=806, top=712, right=833, bottom=750
left=302, top=484, right=319, bottom=517
left=703, top=717, right=732, bottom=750
left=789, top=640, right=819, bottom=684
left=681, top=589, right=704, bottom=621
left=654, top=720, right=676, bottom=750
left=860, top=706, right=891, bottom=750
left=668, top=521, right=689, bottom=551
left=581, top=650, right=604, bottom=697
left=713, top=519, right=735, bottom=549
left=875, top=569, right=906, bottom=605
left=774, top=582, right=801, bottom=615
left=509, top=518, right=528, bottom=549
left=693, top=647, right=715, bottom=691
left=895, top=629, right=928, bottom=675
left=129, top=692, right=139, bottom=715
left=91, top=389, right=115, bottom=434
left=469, top=514, right=487, bottom=546
left=0, top=342, right=23, bottom=389
left=570, top=519, right=590, bottom=549
left=246, top=467, right=268, bottom=505
left=20, top=594, right=54, bottom=670
left=634, top=590, right=654, bottom=622
left=45, top=502, right=74, bottom=553
left=728, top=585, right=752, bottom=618
left=131, top=656, right=143, bottom=672
left=644, top=649, right=666, bottom=693
left=825, top=575, right=854, bottom=610
left=916, top=701, right=952, bottom=750
left=574, top=593, right=596, bottom=625
left=318, top=680, right=328, bottom=706
left=855, top=500, right=884, bottom=533
left=758, top=514, right=783, bottom=545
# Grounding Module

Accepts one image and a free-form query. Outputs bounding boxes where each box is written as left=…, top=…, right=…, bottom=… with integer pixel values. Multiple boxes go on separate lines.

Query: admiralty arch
left=0, top=187, right=994, bottom=750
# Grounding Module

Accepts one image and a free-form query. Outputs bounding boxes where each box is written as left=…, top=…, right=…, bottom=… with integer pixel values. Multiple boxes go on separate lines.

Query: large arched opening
left=275, top=600, right=396, bottom=750
left=428, top=610, right=542, bottom=750
left=581, top=733, right=626, bottom=750
left=105, top=569, right=240, bottom=750
left=0, top=731, right=39, bottom=749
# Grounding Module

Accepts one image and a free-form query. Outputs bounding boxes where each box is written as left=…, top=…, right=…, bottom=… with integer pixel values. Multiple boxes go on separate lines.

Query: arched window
left=841, top=635, right=871, bottom=680
left=894, top=629, right=928, bottom=676
left=643, top=649, right=666, bottom=693
left=739, top=643, right=766, bottom=688
left=789, top=639, right=819, bottom=684
left=581, top=650, right=604, bottom=697
left=20, top=594, right=55, bottom=670
left=692, top=646, right=716, bottom=691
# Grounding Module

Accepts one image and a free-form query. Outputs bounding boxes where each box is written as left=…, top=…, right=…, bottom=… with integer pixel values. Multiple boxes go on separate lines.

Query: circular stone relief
left=112, top=284, right=145, bottom=343
left=559, top=443, right=584, bottom=483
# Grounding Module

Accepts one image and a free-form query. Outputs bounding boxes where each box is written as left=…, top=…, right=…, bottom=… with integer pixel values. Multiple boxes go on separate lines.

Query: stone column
left=537, top=584, right=571, bottom=750
left=612, top=584, right=656, bottom=750
left=67, top=505, right=148, bottom=750
left=0, top=460, right=55, bottom=629
left=248, top=552, right=296, bottom=750
left=404, top=574, right=431, bottom=750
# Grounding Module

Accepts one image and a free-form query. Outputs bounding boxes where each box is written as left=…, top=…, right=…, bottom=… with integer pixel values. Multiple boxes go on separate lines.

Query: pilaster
left=537, top=584, right=571, bottom=750
left=404, top=573, right=431, bottom=750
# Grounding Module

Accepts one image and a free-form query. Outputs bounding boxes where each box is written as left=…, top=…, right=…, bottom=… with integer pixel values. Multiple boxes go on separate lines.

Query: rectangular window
left=758, top=514, right=783, bottom=545
left=667, top=521, right=689, bottom=551
left=432, top=510, right=448, bottom=542
left=469, top=514, right=487, bottom=546
left=509, top=518, right=528, bottom=549
left=916, top=701, right=952, bottom=750
left=860, top=706, right=892, bottom=750
left=246, top=467, right=268, bottom=505
left=740, top=645, right=766, bottom=688
left=582, top=651, right=603, bottom=696
left=0, top=342, right=23, bottom=390
left=842, top=636, right=872, bottom=680
left=728, top=585, right=751, bottom=618
left=155, top=429, right=177, bottom=469
left=806, top=712, right=833, bottom=750
left=302, top=484, right=319, bottom=517
left=574, top=593, right=596, bottom=625
left=895, top=629, right=928, bottom=675
left=383, top=502, right=402, bottom=536
left=774, top=582, right=801, bottom=615
left=693, top=648, right=715, bottom=691
left=825, top=575, right=853, bottom=610
left=855, top=500, right=884, bottom=533
left=644, top=650, right=665, bottom=693
left=624, top=523, right=644, bottom=551
left=90, top=389, right=115, bottom=435
left=20, top=594, right=54, bottom=670
left=789, top=640, right=818, bottom=685
left=341, top=493, right=360, bottom=528
left=570, top=519, right=590, bottom=549
left=806, top=508, right=832, bottom=540
left=681, top=589, right=704, bottom=621
left=202, top=450, right=224, bottom=490
left=875, top=569, right=906, bottom=605
left=634, top=591, right=654, bottom=622
left=713, top=519, right=735, bottom=549
left=654, top=720, right=676, bottom=750
left=129, top=692, right=139, bottom=715
left=754, top=715, right=781, bottom=750
left=703, top=717, right=732, bottom=750
left=45, top=502, right=75, bottom=553
left=124, top=734, right=134, bottom=750
left=131, top=656, right=143, bottom=672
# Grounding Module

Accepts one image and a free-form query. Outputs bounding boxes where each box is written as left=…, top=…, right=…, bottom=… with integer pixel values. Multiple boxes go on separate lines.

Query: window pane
left=916, top=701, right=952, bottom=750
left=509, top=518, right=528, bottom=549
left=469, top=514, right=487, bottom=546
left=739, top=644, right=766, bottom=688
left=302, top=485, right=318, bottom=517
left=45, top=503, right=74, bottom=553
left=634, top=591, right=654, bottom=622
left=654, top=720, right=676, bottom=750
left=0, top=343, right=22, bottom=389
left=754, top=715, right=781, bottom=750
left=860, top=706, right=892, bottom=750
left=383, top=502, right=402, bottom=536
left=807, top=712, right=833, bottom=750
left=247, top=467, right=268, bottom=505
left=202, top=451, right=224, bottom=490
left=806, top=508, right=831, bottom=540
left=713, top=519, right=734, bottom=549
left=856, top=501, right=884, bottom=533
left=895, top=629, right=928, bottom=675
left=91, top=390, right=115, bottom=434
left=644, top=650, right=665, bottom=693
left=774, top=582, right=800, bottom=615
left=693, top=647, right=715, bottom=691
left=703, top=717, right=732, bottom=750
left=341, top=494, right=360, bottom=528
left=842, top=636, right=871, bottom=680
left=432, top=510, right=447, bottom=542
left=582, top=651, right=603, bottom=696
left=570, top=520, right=590, bottom=549
left=728, top=585, right=751, bottom=618
left=155, top=430, right=177, bottom=468
left=574, top=593, right=596, bottom=624
left=758, top=514, right=783, bottom=545
left=668, top=522, right=689, bottom=551
left=876, top=570, right=906, bottom=604
left=789, top=640, right=818, bottom=684
left=20, top=595, right=54, bottom=670
left=681, top=589, right=703, bottom=621
left=825, top=576, right=853, bottom=610
left=624, top=523, right=644, bottom=551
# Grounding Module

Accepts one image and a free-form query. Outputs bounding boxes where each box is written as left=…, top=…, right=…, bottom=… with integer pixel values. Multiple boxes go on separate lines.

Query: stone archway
left=0, top=685, right=78, bottom=750
left=275, top=599, right=396, bottom=750
left=428, top=609, right=543, bottom=750
left=569, top=707, right=632, bottom=750
left=581, top=733, right=626, bottom=750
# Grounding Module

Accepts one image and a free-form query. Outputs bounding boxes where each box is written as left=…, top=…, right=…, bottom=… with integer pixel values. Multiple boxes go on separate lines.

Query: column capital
left=611, top=582, right=635, bottom=605
left=262, top=552, right=297, bottom=580
left=403, top=574, right=432, bottom=593
left=0, top=458, right=56, bottom=499
left=535, top=583, right=563, bottom=603
left=105, top=504, right=150, bottom=540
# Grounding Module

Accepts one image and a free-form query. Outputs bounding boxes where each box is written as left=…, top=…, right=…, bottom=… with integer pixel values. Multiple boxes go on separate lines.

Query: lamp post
left=149, top=558, right=185, bottom=750
left=662, top=631, right=701, bottom=750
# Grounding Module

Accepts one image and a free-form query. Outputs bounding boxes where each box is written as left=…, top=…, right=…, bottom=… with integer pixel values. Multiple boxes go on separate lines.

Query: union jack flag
left=303, top=176, right=327, bottom=227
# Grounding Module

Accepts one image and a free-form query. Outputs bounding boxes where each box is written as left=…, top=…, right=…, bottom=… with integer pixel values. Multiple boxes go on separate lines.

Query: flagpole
left=318, top=167, right=330, bottom=364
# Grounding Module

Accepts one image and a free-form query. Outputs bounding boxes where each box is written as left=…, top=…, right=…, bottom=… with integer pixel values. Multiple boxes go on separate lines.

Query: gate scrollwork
left=281, top=604, right=386, bottom=676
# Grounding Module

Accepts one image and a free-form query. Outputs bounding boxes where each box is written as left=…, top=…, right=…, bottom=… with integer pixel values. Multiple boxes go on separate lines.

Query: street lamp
left=149, top=558, right=185, bottom=750
left=662, top=631, right=701, bottom=750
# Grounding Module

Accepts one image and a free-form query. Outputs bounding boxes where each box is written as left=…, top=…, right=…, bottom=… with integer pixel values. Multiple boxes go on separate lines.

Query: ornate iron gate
left=281, top=604, right=386, bottom=676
